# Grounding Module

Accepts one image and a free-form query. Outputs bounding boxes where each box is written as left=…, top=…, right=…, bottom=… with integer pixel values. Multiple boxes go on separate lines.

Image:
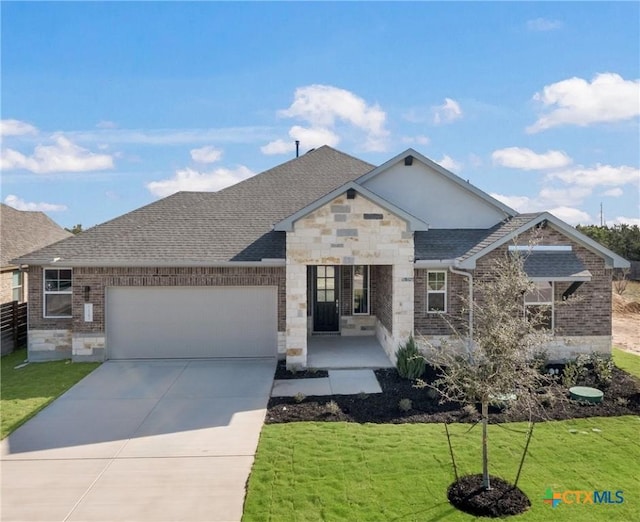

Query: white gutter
left=414, top=259, right=455, bottom=269
left=449, top=264, right=473, bottom=352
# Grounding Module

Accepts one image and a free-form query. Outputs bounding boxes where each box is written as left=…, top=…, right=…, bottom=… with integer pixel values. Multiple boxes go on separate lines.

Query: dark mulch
left=266, top=366, right=640, bottom=424
left=448, top=474, right=531, bottom=518
left=273, top=360, right=328, bottom=380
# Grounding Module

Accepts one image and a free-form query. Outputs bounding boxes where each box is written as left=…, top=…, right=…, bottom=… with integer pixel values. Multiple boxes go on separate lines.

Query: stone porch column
left=392, top=262, right=414, bottom=351
left=286, top=262, right=307, bottom=369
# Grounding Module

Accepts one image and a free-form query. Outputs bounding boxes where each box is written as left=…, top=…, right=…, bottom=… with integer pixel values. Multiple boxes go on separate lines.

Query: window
left=44, top=268, right=72, bottom=318
left=353, top=265, right=369, bottom=314
left=525, top=281, right=553, bottom=330
left=11, top=270, right=23, bottom=303
left=427, top=271, right=446, bottom=313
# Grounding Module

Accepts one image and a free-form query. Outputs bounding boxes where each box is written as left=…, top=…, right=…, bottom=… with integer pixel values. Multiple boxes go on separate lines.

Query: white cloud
left=602, top=187, right=624, bottom=197
left=612, top=216, right=640, bottom=226
left=548, top=206, right=591, bottom=225
left=0, top=119, right=38, bottom=137
left=4, top=194, right=67, bottom=212
left=538, top=186, right=592, bottom=207
left=146, top=165, right=255, bottom=198
left=190, top=145, right=223, bottom=164
left=438, top=154, right=462, bottom=172
left=1, top=135, right=114, bottom=174
left=468, top=153, right=483, bottom=167
left=527, top=73, right=640, bottom=133
left=491, top=192, right=591, bottom=225
left=492, top=147, right=572, bottom=170
left=401, top=135, right=431, bottom=146
left=546, top=164, right=639, bottom=188
left=263, top=85, right=389, bottom=154
left=433, top=98, right=463, bottom=125
left=526, top=18, right=563, bottom=32
left=96, top=120, right=118, bottom=129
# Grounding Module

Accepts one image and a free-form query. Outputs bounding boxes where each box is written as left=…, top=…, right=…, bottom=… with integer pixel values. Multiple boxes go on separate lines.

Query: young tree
left=419, top=248, right=552, bottom=491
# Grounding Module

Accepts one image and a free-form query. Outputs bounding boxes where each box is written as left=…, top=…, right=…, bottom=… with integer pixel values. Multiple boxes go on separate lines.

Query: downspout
left=449, top=265, right=473, bottom=353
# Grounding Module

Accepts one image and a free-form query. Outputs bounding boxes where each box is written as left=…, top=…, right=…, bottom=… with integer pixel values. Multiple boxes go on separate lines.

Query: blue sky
left=1, top=2, right=638, bottom=229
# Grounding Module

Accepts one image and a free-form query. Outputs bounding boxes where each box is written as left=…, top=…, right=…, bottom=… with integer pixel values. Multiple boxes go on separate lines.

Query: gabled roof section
left=1, top=204, right=72, bottom=268
left=523, top=251, right=592, bottom=281
left=356, top=148, right=517, bottom=217
left=274, top=182, right=429, bottom=232
left=457, top=212, right=630, bottom=269
left=13, top=146, right=374, bottom=266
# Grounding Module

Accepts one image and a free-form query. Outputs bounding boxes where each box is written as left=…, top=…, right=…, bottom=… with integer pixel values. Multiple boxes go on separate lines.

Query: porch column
left=392, top=263, right=414, bottom=353
left=286, top=262, right=307, bottom=369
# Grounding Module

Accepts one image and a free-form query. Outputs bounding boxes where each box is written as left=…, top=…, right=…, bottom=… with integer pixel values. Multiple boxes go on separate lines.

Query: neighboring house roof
left=14, top=146, right=374, bottom=266
left=274, top=181, right=429, bottom=232
left=0, top=203, right=72, bottom=268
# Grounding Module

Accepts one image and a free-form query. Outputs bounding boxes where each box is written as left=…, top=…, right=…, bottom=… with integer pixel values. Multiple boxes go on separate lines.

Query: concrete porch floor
left=307, top=335, right=394, bottom=369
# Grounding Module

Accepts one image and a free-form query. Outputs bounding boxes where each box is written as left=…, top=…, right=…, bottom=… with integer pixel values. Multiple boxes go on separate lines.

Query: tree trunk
left=482, top=400, right=491, bottom=490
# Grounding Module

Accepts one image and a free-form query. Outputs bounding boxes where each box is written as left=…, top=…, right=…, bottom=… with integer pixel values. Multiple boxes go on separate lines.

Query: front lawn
left=613, top=347, right=640, bottom=378
left=244, top=416, right=640, bottom=521
left=1, top=349, right=100, bottom=439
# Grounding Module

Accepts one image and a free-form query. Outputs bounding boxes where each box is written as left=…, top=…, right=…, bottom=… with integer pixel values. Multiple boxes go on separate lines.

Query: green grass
left=613, top=347, right=640, bottom=378
left=244, top=417, right=640, bottom=521
left=1, top=348, right=100, bottom=439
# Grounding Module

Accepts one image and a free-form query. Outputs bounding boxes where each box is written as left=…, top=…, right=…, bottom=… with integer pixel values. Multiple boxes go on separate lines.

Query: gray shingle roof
left=14, top=146, right=374, bottom=265
left=1, top=204, right=72, bottom=267
left=414, top=229, right=496, bottom=260
left=523, top=251, right=591, bottom=280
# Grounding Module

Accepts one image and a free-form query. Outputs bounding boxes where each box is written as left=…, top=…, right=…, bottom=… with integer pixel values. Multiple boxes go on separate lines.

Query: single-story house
left=13, top=147, right=629, bottom=367
left=1, top=203, right=72, bottom=305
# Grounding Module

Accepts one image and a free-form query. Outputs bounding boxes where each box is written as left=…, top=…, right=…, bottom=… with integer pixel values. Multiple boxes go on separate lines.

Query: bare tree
left=419, top=249, right=552, bottom=491
left=613, top=267, right=630, bottom=296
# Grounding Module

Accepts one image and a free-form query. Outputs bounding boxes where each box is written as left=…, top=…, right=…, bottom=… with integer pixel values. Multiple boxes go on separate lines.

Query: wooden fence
left=1, top=301, right=28, bottom=355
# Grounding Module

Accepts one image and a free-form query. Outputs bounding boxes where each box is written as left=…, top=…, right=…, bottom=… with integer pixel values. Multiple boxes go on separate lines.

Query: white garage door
left=106, top=286, right=277, bottom=359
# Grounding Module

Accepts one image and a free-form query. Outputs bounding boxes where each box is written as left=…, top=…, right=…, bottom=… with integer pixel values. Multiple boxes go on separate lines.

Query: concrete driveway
left=1, top=358, right=275, bottom=522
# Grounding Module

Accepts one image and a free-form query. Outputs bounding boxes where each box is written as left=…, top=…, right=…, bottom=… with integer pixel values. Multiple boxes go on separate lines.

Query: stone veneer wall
left=28, top=265, right=286, bottom=361
left=286, top=192, right=414, bottom=368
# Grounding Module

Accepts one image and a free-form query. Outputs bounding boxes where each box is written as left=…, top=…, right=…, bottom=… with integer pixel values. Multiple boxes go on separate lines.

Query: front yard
left=244, top=416, right=639, bottom=521
left=0, top=348, right=100, bottom=439
left=245, top=350, right=640, bottom=521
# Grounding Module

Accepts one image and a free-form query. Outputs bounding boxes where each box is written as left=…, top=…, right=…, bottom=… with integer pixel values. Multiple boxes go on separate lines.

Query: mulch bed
left=266, top=366, right=640, bottom=424
left=448, top=475, right=531, bottom=518
left=273, top=360, right=328, bottom=379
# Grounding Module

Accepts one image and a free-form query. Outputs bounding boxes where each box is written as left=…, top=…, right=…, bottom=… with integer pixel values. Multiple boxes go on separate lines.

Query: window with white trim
left=524, top=281, right=553, bottom=330
left=353, top=265, right=369, bottom=315
left=11, top=270, right=23, bottom=303
left=427, top=271, right=446, bottom=313
left=44, top=268, right=72, bottom=318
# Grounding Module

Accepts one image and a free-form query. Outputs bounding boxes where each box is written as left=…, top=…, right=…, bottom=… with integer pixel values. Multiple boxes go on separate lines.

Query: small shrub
left=426, top=387, right=440, bottom=401
left=531, top=350, right=549, bottom=375
left=562, top=357, right=588, bottom=387
left=589, top=353, right=614, bottom=387
left=462, top=404, right=478, bottom=418
left=615, top=397, right=629, bottom=407
left=396, top=336, right=426, bottom=380
left=324, top=400, right=341, bottom=415
left=398, top=398, right=412, bottom=412
left=294, top=392, right=306, bottom=403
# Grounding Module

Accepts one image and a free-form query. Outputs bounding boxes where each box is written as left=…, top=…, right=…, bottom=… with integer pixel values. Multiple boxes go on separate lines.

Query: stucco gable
left=357, top=149, right=515, bottom=229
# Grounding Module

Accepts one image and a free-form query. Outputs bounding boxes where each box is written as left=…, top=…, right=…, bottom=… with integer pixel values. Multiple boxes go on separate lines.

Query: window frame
left=11, top=270, right=23, bottom=303
left=352, top=265, right=370, bottom=315
left=43, top=267, right=73, bottom=319
left=524, top=281, right=554, bottom=331
left=426, top=270, right=447, bottom=314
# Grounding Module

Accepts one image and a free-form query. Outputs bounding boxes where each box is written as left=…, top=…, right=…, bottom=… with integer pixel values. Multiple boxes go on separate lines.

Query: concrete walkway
left=271, top=369, right=382, bottom=397
left=1, top=358, right=275, bottom=522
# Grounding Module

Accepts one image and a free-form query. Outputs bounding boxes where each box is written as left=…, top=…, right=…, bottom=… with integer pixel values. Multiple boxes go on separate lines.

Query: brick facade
left=414, top=269, right=468, bottom=336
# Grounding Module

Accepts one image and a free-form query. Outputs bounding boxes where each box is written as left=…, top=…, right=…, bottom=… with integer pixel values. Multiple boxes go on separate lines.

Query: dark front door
left=313, top=265, right=339, bottom=332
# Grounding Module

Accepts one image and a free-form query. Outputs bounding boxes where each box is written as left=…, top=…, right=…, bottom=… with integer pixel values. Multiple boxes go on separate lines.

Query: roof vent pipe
left=295, top=140, right=300, bottom=158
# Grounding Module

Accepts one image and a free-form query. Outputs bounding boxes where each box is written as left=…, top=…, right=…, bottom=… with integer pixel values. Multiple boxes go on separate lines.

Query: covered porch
left=307, top=335, right=394, bottom=369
